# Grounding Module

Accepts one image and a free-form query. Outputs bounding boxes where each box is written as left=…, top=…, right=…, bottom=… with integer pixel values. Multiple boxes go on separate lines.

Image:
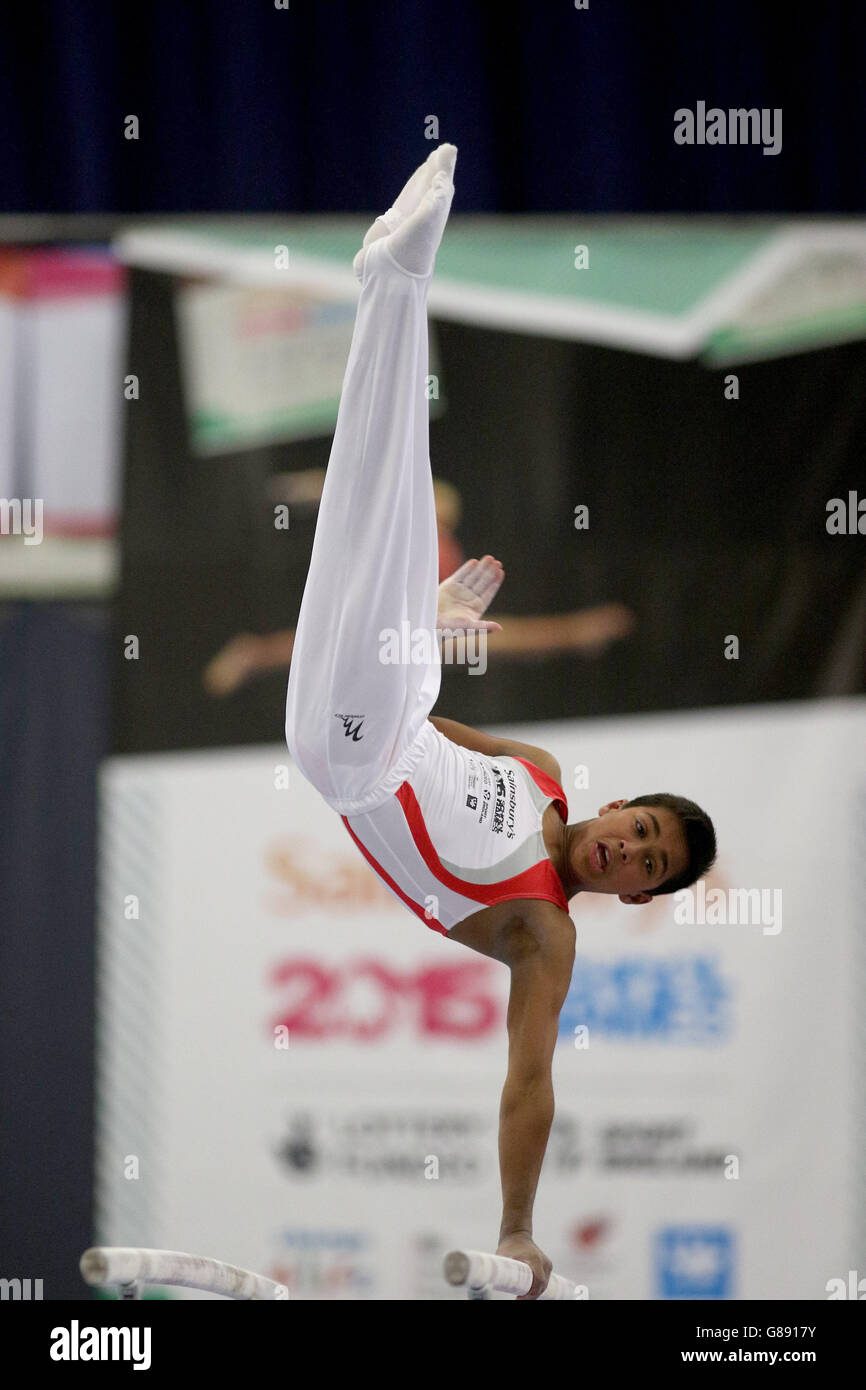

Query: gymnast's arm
left=496, top=904, right=576, bottom=1298
left=428, top=714, right=562, bottom=784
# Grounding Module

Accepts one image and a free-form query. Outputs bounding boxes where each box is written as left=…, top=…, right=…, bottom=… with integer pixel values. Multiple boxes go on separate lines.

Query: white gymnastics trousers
left=285, top=235, right=443, bottom=816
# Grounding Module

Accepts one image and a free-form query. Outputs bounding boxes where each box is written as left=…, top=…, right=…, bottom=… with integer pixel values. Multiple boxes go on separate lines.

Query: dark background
left=0, top=0, right=864, bottom=216
left=116, top=266, right=866, bottom=754
left=2, top=1, right=865, bottom=1299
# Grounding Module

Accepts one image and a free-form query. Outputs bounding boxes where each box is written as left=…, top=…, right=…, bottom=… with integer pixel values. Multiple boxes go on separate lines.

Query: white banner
left=175, top=281, right=443, bottom=456
left=96, top=699, right=865, bottom=1299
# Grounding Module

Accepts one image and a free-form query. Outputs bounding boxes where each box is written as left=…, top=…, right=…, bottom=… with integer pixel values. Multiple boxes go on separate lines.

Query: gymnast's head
left=567, top=793, right=716, bottom=903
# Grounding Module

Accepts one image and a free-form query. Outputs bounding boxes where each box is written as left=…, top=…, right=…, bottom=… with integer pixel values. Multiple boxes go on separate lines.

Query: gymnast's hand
left=496, top=1231, right=553, bottom=1300
left=436, top=555, right=504, bottom=634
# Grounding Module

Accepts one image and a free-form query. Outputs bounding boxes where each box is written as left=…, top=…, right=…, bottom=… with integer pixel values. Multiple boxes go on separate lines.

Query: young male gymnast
left=285, top=145, right=716, bottom=1299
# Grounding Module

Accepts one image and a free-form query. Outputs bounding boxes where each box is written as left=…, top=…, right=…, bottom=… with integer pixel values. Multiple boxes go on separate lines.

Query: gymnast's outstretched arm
left=497, top=903, right=575, bottom=1297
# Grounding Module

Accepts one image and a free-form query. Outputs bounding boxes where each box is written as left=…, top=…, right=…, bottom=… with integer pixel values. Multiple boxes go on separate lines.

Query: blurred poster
left=176, top=281, right=444, bottom=456
left=0, top=248, right=126, bottom=537
left=25, top=249, right=126, bottom=535
left=96, top=699, right=864, bottom=1298
left=0, top=253, right=19, bottom=502
left=705, top=231, right=866, bottom=364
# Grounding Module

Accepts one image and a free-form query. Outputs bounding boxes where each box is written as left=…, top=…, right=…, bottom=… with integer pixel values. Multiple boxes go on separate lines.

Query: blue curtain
left=0, top=0, right=862, bottom=213
left=0, top=602, right=108, bottom=1298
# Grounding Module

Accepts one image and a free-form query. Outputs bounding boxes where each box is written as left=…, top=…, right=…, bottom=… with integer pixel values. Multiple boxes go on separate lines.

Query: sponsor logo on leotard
left=491, top=765, right=518, bottom=839
left=461, top=760, right=520, bottom=840
left=334, top=713, right=365, bottom=742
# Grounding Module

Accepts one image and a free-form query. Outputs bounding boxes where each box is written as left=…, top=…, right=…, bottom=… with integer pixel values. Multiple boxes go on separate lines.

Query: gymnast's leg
left=285, top=145, right=457, bottom=813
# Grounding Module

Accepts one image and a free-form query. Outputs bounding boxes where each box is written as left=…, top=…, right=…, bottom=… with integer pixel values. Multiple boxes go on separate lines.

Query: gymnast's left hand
left=436, top=555, right=504, bottom=633
left=496, top=1231, right=552, bottom=1300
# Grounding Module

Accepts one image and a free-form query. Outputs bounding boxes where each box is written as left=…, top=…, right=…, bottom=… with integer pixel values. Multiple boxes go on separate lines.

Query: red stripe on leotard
left=512, top=757, right=569, bottom=824
left=341, top=815, right=449, bottom=936
left=395, top=782, right=570, bottom=914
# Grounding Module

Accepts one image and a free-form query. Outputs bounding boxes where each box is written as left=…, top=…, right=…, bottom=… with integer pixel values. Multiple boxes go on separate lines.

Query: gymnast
left=285, top=145, right=716, bottom=1299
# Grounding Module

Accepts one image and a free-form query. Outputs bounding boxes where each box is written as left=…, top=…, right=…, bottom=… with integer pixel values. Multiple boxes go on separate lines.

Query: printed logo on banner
left=279, top=1115, right=318, bottom=1173
left=553, top=1215, right=618, bottom=1296
left=571, top=1216, right=612, bottom=1253
left=547, top=1115, right=582, bottom=1174
left=600, top=1120, right=731, bottom=1173
left=557, top=955, right=731, bottom=1043
left=269, top=1229, right=375, bottom=1300
left=655, top=1227, right=735, bottom=1299
left=269, top=956, right=501, bottom=1041
left=266, top=836, right=398, bottom=913
left=566, top=1215, right=615, bottom=1273
left=275, top=1109, right=489, bottom=1183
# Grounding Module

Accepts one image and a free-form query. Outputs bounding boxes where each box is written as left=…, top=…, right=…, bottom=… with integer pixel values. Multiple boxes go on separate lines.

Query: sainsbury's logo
left=265, top=837, right=396, bottom=914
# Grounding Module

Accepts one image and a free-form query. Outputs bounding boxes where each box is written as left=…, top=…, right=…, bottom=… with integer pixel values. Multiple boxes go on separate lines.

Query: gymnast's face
left=570, top=799, right=688, bottom=903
